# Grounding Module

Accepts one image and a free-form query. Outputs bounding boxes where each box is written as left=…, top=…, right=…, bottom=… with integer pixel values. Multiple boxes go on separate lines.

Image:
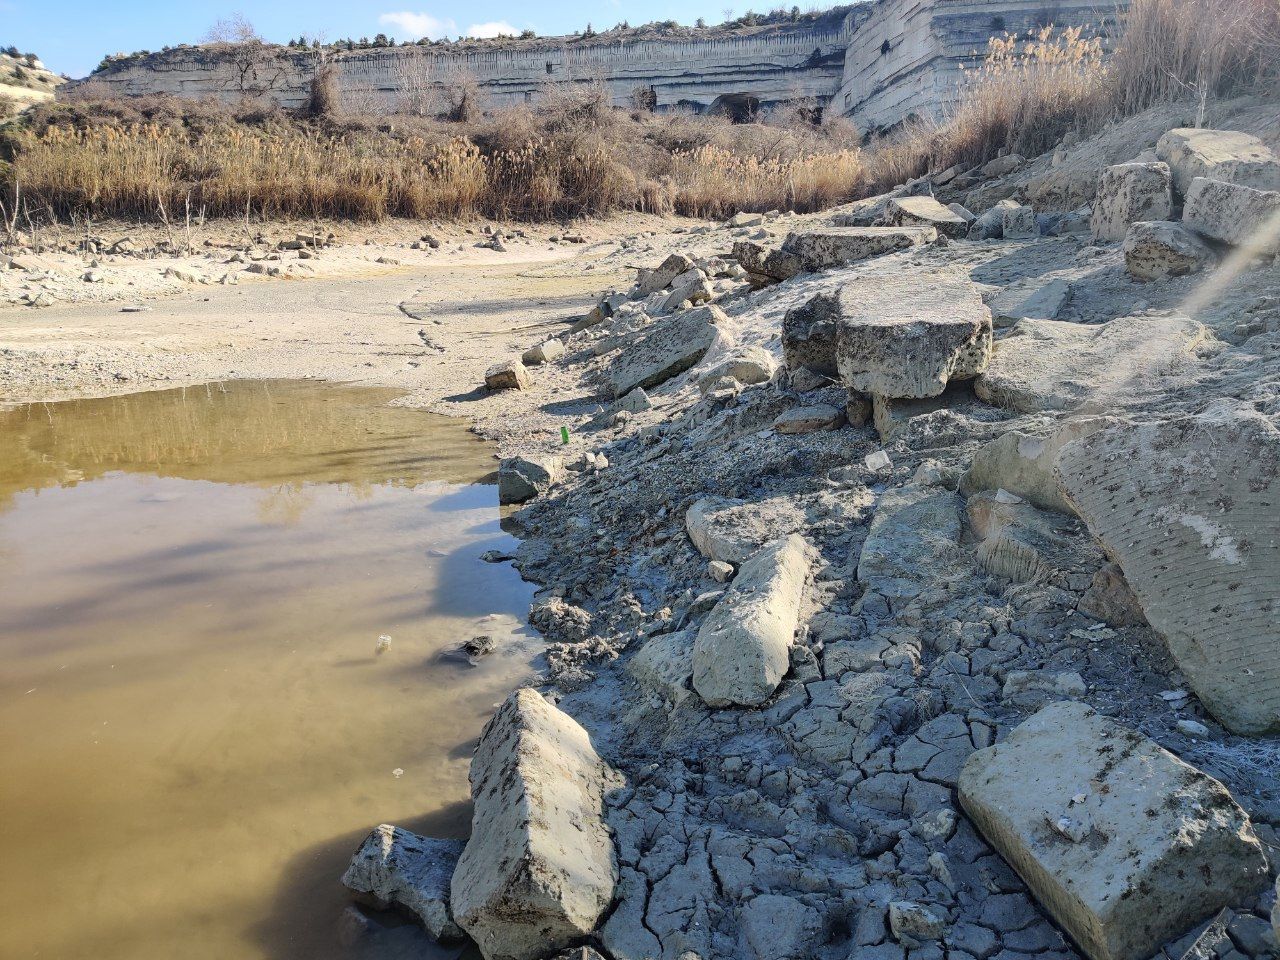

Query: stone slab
left=1156, top=128, right=1280, bottom=196
left=1183, top=176, right=1280, bottom=255
left=607, top=305, right=723, bottom=398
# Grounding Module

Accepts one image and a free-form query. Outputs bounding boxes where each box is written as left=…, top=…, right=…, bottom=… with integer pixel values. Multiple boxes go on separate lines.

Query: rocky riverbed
left=3, top=99, right=1279, bottom=960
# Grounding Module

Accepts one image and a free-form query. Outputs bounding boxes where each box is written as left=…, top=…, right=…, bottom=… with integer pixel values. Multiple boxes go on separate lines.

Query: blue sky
left=3, top=0, right=771, bottom=78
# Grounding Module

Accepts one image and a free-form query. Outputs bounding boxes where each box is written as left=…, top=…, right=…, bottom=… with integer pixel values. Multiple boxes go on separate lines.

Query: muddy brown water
left=0, top=380, right=537, bottom=960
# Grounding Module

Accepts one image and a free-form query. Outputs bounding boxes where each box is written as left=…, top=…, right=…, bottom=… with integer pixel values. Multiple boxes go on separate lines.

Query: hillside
left=0, top=49, right=63, bottom=117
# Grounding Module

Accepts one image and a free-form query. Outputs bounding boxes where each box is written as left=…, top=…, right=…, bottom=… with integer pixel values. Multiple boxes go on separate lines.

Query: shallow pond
left=0, top=380, right=536, bottom=960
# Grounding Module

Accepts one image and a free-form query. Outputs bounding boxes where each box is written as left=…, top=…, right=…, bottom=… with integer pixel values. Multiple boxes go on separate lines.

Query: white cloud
left=466, top=20, right=520, bottom=38
left=378, top=11, right=457, bottom=39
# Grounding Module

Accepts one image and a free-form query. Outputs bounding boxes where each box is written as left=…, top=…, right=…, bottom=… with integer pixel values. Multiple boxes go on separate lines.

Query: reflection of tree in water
left=256, top=482, right=317, bottom=526
left=0, top=380, right=495, bottom=512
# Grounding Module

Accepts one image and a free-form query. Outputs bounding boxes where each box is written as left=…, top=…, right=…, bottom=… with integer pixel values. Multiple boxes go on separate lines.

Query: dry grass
left=2, top=0, right=1277, bottom=226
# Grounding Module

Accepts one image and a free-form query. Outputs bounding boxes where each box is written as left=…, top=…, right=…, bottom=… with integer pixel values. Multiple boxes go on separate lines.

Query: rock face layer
left=959, top=701, right=1268, bottom=960
left=693, top=534, right=811, bottom=707
left=1055, top=405, right=1280, bottom=734
left=833, top=269, right=993, bottom=398
left=450, top=689, right=617, bottom=960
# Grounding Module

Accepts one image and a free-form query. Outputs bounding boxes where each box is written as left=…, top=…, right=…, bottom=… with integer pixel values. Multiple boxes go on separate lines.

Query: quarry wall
left=74, top=0, right=1121, bottom=131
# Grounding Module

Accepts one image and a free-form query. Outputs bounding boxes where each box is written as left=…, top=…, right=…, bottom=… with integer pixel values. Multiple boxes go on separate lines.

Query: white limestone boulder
left=697, top=345, right=776, bottom=391
left=485, top=360, right=531, bottom=391
left=342, top=826, right=466, bottom=942
left=1090, top=162, right=1173, bottom=242
left=450, top=689, right=617, bottom=960
left=1001, top=203, right=1040, bottom=240
left=607, top=304, right=724, bottom=398
left=733, top=239, right=804, bottom=283
left=522, top=339, right=565, bottom=365
left=989, top=277, right=1070, bottom=327
left=834, top=269, right=993, bottom=399
left=780, top=226, right=936, bottom=271
left=692, top=535, right=811, bottom=707
left=635, top=253, right=693, bottom=295
left=959, top=418, right=1111, bottom=513
left=685, top=495, right=813, bottom=565
left=1122, top=220, right=1216, bottom=281
left=974, top=315, right=1206, bottom=413
left=773, top=403, right=845, bottom=434
left=1183, top=176, right=1280, bottom=255
left=1055, top=404, right=1280, bottom=734
left=885, top=195, right=969, bottom=238
left=959, top=701, right=1268, bottom=960
left=1156, top=128, right=1280, bottom=196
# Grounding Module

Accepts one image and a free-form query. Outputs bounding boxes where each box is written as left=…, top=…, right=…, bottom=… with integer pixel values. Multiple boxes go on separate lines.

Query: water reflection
left=0, top=381, right=534, bottom=960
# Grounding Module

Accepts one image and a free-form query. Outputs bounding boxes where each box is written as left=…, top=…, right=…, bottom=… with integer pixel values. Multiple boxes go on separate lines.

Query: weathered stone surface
left=1156, top=128, right=1280, bottom=196
left=966, top=490, right=1104, bottom=587
left=1078, top=563, right=1147, bottom=627
left=968, top=199, right=1020, bottom=240
left=1122, top=220, right=1216, bottom=281
left=733, top=239, right=803, bottom=282
left=627, top=628, right=694, bottom=704
left=982, top=154, right=1024, bottom=178
left=485, top=360, right=531, bottom=391
left=685, top=495, right=813, bottom=565
left=607, top=304, right=724, bottom=398
left=858, top=484, right=962, bottom=598
left=693, top=535, right=811, bottom=707
left=960, top=418, right=1110, bottom=513
left=889, top=901, right=946, bottom=942
left=451, top=689, right=617, bottom=960
left=1183, top=176, right=1280, bottom=255
left=740, top=894, right=820, bottom=960
left=342, top=825, right=466, bottom=942
left=773, top=403, right=844, bottom=433
left=636, top=252, right=693, bottom=294
left=1002, top=203, right=1040, bottom=240
left=698, top=345, right=776, bottom=391
left=780, top=226, right=936, bottom=271
left=498, top=455, right=563, bottom=505
left=886, top=195, right=969, bottom=238
left=782, top=291, right=840, bottom=375
left=1056, top=405, right=1280, bottom=734
left=989, top=278, right=1069, bottom=327
left=959, top=701, right=1268, bottom=960
left=975, top=315, right=1206, bottom=413
left=522, top=338, right=565, bottom=365
left=1090, top=162, right=1173, bottom=241
left=871, top=383, right=970, bottom=441
left=834, top=269, right=993, bottom=399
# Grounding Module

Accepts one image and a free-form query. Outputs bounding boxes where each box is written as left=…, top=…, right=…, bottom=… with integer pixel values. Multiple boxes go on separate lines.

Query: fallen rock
left=627, top=628, right=694, bottom=704
left=782, top=291, right=840, bottom=375
left=974, top=315, right=1206, bottom=413
left=1056, top=404, right=1280, bottom=734
left=858, top=484, right=962, bottom=599
left=773, top=403, right=844, bottom=434
left=698, top=346, right=776, bottom=391
left=1002, top=203, right=1040, bottom=240
left=870, top=383, right=971, bottom=441
left=451, top=689, right=617, bottom=960
left=886, top=195, right=970, bottom=238
left=342, top=825, right=466, bottom=942
left=1090, top=162, right=1173, bottom=241
left=834, top=269, right=993, bottom=399
left=960, top=418, right=1111, bottom=513
left=521, top=339, right=565, bottom=365
left=1156, top=128, right=1280, bottom=196
left=1122, top=220, right=1217, bottom=281
left=780, top=226, right=936, bottom=271
left=982, top=154, right=1025, bottom=178
left=1001, top=669, right=1086, bottom=700
left=636, top=253, right=694, bottom=294
left=607, top=304, right=724, bottom=398
left=485, top=360, right=531, bottom=391
left=969, top=199, right=1020, bottom=240
left=685, top=495, right=813, bottom=565
left=888, top=901, right=945, bottom=942
left=498, top=455, right=563, bottom=505
left=733, top=239, right=803, bottom=283
left=958, top=701, right=1268, bottom=960
left=692, top=535, right=811, bottom=707
left=989, top=278, right=1070, bottom=327
left=1183, top=176, right=1280, bottom=255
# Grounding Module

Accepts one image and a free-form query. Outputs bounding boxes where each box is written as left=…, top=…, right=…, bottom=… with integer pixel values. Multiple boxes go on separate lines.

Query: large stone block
left=342, top=826, right=466, bottom=942
left=885, top=195, right=969, bottom=238
left=974, top=315, right=1206, bottom=413
left=1056, top=404, right=1280, bottom=734
left=782, top=290, right=840, bottom=375
left=1183, top=176, right=1280, bottom=255
left=607, top=304, right=724, bottom=398
left=959, top=418, right=1110, bottom=513
left=693, top=535, right=811, bottom=707
left=1156, top=128, right=1280, bottom=196
left=834, top=269, right=993, bottom=399
left=451, top=689, right=617, bottom=960
left=959, top=701, right=1268, bottom=960
left=1090, top=162, right=1173, bottom=242
left=1122, top=220, right=1216, bottom=281
left=780, top=226, right=936, bottom=271
left=498, top=455, right=563, bottom=505
left=685, top=495, right=812, bottom=565
left=733, top=239, right=803, bottom=283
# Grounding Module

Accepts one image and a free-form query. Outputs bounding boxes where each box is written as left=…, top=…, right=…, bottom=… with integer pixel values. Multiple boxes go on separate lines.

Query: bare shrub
left=202, top=13, right=260, bottom=45
left=307, top=64, right=340, bottom=118
left=440, top=69, right=482, bottom=123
